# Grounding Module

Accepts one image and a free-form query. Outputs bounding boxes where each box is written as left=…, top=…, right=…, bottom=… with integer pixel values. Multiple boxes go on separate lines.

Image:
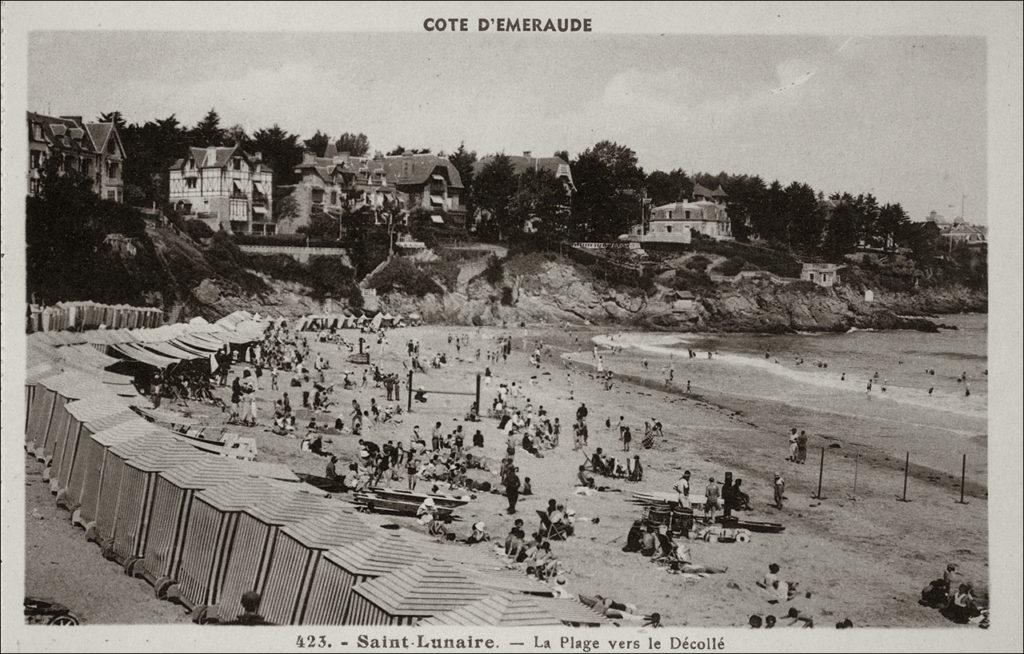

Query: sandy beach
left=25, top=321, right=988, bottom=628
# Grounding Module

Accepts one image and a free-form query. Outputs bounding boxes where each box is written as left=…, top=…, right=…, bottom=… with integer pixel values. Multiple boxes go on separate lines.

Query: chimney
left=206, top=146, right=217, bottom=165
left=253, top=151, right=263, bottom=163
left=302, top=151, right=316, bottom=164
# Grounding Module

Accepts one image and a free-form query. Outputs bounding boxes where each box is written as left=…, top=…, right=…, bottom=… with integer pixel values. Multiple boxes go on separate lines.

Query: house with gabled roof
left=26, top=112, right=126, bottom=202
left=168, top=145, right=274, bottom=233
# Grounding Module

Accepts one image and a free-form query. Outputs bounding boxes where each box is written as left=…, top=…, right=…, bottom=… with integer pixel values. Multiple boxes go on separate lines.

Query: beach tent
left=35, top=371, right=108, bottom=466
left=25, top=366, right=60, bottom=450
left=347, top=559, right=492, bottom=625
left=111, top=342, right=181, bottom=369
left=71, top=419, right=165, bottom=535
left=139, top=457, right=251, bottom=589
left=53, top=394, right=136, bottom=505
left=531, top=597, right=611, bottom=627
left=299, top=534, right=424, bottom=625
left=167, top=477, right=283, bottom=612
left=107, top=441, right=206, bottom=568
left=212, top=490, right=337, bottom=622
left=90, top=430, right=175, bottom=548
left=259, top=511, right=377, bottom=625
left=370, top=313, right=383, bottom=330
left=419, top=593, right=563, bottom=627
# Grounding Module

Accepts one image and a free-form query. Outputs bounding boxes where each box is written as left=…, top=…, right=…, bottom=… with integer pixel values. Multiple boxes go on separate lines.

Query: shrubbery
left=365, top=257, right=445, bottom=297
left=712, top=256, right=747, bottom=276
left=183, top=219, right=215, bottom=241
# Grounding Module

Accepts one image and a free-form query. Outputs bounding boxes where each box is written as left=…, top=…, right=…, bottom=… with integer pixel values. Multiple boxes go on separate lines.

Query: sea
left=590, top=314, right=988, bottom=479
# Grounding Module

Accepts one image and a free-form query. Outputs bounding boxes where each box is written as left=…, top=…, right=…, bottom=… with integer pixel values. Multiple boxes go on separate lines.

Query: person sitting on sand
left=640, top=525, right=659, bottom=557
left=466, top=521, right=490, bottom=544
left=733, top=479, right=753, bottom=511
left=505, top=520, right=526, bottom=558
left=429, top=514, right=455, bottom=541
left=622, top=520, right=645, bottom=553
left=591, top=448, right=610, bottom=476
left=628, top=456, right=644, bottom=482
left=577, top=465, right=595, bottom=488
left=758, top=563, right=797, bottom=603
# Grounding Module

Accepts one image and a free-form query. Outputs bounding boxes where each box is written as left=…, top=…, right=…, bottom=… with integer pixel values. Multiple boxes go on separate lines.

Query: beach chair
left=536, top=510, right=569, bottom=541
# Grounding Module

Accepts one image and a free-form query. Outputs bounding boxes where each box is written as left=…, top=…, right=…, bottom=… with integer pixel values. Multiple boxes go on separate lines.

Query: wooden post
left=359, top=337, right=364, bottom=355
left=813, top=447, right=826, bottom=500
left=897, top=451, right=911, bottom=502
left=956, top=454, right=968, bottom=505
left=475, top=373, right=481, bottom=412
left=851, top=454, right=859, bottom=499
left=406, top=370, right=413, bottom=413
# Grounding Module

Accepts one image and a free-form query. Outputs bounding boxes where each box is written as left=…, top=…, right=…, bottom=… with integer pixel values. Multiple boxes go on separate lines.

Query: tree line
left=98, top=108, right=942, bottom=262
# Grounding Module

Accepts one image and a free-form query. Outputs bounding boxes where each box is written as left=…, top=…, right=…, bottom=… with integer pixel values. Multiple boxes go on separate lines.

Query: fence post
left=812, top=447, right=826, bottom=500
left=897, top=451, right=911, bottom=502
left=956, top=454, right=968, bottom=505
left=475, top=373, right=481, bottom=412
left=407, top=370, right=413, bottom=413
left=851, top=454, right=859, bottom=500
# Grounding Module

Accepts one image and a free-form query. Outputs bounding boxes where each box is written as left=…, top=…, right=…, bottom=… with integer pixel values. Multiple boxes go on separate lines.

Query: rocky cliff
left=375, top=253, right=986, bottom=333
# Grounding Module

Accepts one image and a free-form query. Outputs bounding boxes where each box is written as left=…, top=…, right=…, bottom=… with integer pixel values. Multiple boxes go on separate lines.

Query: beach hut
left=71, top=419, right=164, bottom=533
left=299, top=533, right=423, bottom=625
left=53, top=395, right=136, bottom=506
left=346, top=559, right=492, bottom=625
left=89, top=430, right=174, bottom=547
left=211, top=489, right=337, bottom=622
left=106, top=441, right=205, bottom=571
left=257, top=510, right=377, bottom=625
left=40, top=373, right=112, bottom=474
left=531, top=597, right=611, bottom=627
left=419, top=593, right=562, bottom=627
left=32, top=371, right=94, bottom=463
left=370, top=313, right=383, bottom=331
left=139, top=457, right=252, bottom=592
left=25, top=365, right=59, bottom=449
left=166, top=477, right=282, bottom=614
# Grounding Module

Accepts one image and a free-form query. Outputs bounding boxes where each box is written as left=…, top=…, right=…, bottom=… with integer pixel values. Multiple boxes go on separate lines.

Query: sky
left=28, top=31, right=987, bottom=222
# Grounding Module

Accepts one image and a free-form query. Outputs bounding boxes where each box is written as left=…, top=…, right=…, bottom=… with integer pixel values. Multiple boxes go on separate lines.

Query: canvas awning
left=253, top=182, right=266, bottom=194
left=429, top=195, right=445, bottom=206
left=431, top=174, right=445, bottom=181
left=111, top=343, right=179, bottom=368
left=233, top=180, right=244, bottom=194
left=141, top=341, right=205, bottom=361
left=430, top=214, right=444, bottom=224
left=252, top=206, right=267, bottom=215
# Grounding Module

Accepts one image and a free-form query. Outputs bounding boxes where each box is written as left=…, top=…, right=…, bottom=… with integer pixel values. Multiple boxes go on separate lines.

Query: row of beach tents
left=21, top=309, right=608, bottom=626
left=297, top=311, right=421, bottom=332
left=28, top=301, right=164, bottom=333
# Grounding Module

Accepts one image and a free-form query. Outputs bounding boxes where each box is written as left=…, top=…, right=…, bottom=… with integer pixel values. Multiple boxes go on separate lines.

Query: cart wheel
left=48, top=613, right=80, bottom=626
left=192, top=607, right=210, bottom=625
left=154, top=577, right=174, bottom=598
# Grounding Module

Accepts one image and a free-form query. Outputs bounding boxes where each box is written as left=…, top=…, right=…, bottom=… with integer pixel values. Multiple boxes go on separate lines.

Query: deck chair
left=536, top=510, right=569, bottom=541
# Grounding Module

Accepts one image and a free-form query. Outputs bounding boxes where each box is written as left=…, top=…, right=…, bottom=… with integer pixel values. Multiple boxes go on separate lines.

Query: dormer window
left=32, top=123, right=43, bottom=140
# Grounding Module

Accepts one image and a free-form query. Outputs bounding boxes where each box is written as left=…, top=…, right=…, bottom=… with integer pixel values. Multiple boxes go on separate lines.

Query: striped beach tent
left=419, top=593, right=562, bottom=627
left=53, top=394, right=136, bottom=506
left=106, top=441, right=206, bottom=570
left=212, top=490, right=336, bottom=623
left=257, top=510, right=376, bottom=625
left=36, top=371, right=108, bottom=468
left=299, top=533, right=423, bottom=625
left=89, top=430, right=177, bottom=547
left=167, top=477, right=283, bottom=614
left=139, top=457, right=252, bottom=592
left=71, top=419, right=165, bottom=534
left=347, top=559, right=491, bottom=625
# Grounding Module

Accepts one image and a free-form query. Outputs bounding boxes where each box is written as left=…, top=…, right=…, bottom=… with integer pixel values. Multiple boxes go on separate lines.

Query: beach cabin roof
left=351, top=559, right=491, bottom=617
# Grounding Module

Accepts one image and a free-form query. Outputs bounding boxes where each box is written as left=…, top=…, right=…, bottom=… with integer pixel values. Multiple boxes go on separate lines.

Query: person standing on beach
left=705, top=477, right=720, bottom=520
left=796, top=431, right=808, bottom=464
left=505, top=468, right=521, bottom=514
left=773, top=473, right=786, bottom=509
left=787, top=429, right=799, bottom=462
left=674, top=471, right=691, bottom=508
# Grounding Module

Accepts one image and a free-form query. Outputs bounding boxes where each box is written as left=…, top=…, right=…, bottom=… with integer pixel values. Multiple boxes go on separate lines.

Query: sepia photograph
left=2, top=2, right=1021, bottom=652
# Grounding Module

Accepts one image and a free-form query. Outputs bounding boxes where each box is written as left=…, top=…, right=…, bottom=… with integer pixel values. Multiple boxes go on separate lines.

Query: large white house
left=168, top=145, right=274, bottom=233
left=628, top=182, right=732, bottom=244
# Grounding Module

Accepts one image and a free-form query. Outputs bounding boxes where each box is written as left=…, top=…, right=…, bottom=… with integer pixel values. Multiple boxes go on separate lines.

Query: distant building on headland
left=924, top=210, right=986, bottom=247
left=27, top=112, right=126, bottom=202
left=628, top=182, right=732, bottom=245
left=801, top=262, right=844, bottom=287
left=168, top=145, right=274, bottom=234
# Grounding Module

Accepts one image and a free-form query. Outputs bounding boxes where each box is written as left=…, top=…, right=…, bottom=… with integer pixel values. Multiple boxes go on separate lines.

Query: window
left=107, top=140, right=116, bottom=155
left=32, top=123, right=42, bottom=140
left=667, top=225, right=673, bottom=233
left=311, top=188, right=324, bottom=204
left=186, top=178, right=198, bottom=189
left=330, top=191, right=337, bottom=205
left=685, top=210, right=691, bottom=220
left=30, top=151, right=42, bottom=169
left=233, top=158, right=241, bottom=171
left=107, top=190, right=116, bottom=201
left=107, top=161, right=119, bottom=179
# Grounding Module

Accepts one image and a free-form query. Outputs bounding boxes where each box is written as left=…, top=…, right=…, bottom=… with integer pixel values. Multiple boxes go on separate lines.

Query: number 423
left=296, top=635, right=330, bottom=648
